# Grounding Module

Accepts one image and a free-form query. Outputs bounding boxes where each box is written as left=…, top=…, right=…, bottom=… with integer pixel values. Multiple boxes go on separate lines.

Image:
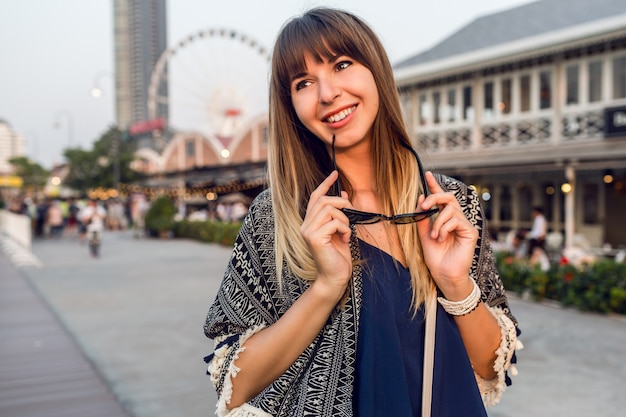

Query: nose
left=318, top=77, right=340, bottom=105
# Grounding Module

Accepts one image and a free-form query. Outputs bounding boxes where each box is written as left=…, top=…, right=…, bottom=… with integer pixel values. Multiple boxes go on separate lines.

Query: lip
left=321, top=104, right=357, bottom=127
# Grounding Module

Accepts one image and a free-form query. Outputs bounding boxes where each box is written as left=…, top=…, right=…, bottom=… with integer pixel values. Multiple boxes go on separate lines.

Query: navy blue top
left=353, top=240, right=487, bottom=417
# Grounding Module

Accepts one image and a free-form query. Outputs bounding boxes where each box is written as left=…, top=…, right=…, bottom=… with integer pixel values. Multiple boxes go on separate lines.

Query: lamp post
left=90, top=71, right=113, bottom=98
left=90, top=70, right=120, bottom=191
left=111, top=127, right=121, bottom=191
left=53, top=110, right=74, bottom=147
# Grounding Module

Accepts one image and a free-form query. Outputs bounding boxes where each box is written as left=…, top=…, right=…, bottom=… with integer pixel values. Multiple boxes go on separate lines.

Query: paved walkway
left=0, top=240, right=131, bottom=417
left=2, top=230, right=625, bottom=416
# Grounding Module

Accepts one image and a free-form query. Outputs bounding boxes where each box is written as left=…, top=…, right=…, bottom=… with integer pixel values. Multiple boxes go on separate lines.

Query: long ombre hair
left=268, top=7, right=435, bottom=308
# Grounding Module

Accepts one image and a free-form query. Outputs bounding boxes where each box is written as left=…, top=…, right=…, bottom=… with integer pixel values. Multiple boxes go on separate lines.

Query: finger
left=429, top=204, right=477, bottom=243
left=307, top=171, right=340, bottom=212
left=312, top=218, right=352, bottom=245
left=304, top=203, right=348, bottom=232
left=420, top=173, right=459, bottom=211
left=310, top=171, right=339, bottom=199
left=424, top=171, right=443, bottom=194
left=415, top=194, right=434, bottom=240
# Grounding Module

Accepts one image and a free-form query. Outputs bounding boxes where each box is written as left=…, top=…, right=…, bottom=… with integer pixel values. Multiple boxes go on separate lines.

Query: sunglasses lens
left=391, top=208, right=439, bottom=224
left=342, top=208, right=382, bottom=225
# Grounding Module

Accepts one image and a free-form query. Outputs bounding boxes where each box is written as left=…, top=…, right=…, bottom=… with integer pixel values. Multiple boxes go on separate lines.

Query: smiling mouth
left=325, top=106, right=356, bottom=123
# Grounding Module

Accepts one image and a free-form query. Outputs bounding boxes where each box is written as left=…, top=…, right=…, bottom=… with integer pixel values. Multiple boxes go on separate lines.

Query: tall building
left=113, top=0, right=168, bottom=130
left=0, top=119, right=25, bottom=175
left=395, top=0, right=626, bottom=250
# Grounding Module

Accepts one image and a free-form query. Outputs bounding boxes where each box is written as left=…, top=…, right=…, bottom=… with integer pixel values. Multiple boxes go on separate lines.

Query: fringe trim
left=475, top=305, right=521, bottom=407
left=209, top=324, right=267, bottom=417
left=217, top=402, right=273, bottom=417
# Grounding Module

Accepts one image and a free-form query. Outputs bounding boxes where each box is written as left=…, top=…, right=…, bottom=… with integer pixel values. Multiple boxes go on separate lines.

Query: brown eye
left=336, top=61, right=352, bottom=71
left=294, top=80, right=312, bottom=91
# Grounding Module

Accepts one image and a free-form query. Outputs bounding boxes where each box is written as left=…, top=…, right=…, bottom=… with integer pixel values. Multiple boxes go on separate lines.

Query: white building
left=0, top=119, right=25, bottom=175
left=395, top=0, right=626, bottom=251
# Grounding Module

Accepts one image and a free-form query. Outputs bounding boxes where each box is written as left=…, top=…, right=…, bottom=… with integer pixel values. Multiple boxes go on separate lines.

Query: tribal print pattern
left=204, top=174, right=518, bottom=417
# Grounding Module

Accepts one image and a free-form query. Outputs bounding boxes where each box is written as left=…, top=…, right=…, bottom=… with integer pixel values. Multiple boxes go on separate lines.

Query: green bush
left=496, top=253, right=626, bottom=315
left=172, top=220, right=242, bottom=247
left=495, top=252, right=530, bottom=294
left=145, top=196, right=177, bottom=234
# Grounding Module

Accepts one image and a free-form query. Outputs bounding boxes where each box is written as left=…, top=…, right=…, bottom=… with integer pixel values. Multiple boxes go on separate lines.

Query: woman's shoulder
left=243, top=189, right=275, bottom=232
left=431, top=172, right=482, bottom=215
left=248, top=188, right=272, bottom=214
left=431, top=173, right=476, bottom=202
left=432, top=172, right=468, bottom=192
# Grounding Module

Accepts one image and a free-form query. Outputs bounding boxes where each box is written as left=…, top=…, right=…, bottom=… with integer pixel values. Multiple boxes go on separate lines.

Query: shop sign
left=604, top=105, right=626, bottom=138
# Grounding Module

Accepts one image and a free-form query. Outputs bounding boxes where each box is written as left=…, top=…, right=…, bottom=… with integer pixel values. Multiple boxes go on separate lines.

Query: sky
left=0, top=0, right=536, bottom=168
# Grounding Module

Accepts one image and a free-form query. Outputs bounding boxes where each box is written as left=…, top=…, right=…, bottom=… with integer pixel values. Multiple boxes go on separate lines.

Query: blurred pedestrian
left=528, top=206, right=547, bottom=257
left=80, top=199, right=106, bottom=257
left=130, top=194, right=149, bottom=238
left=46, top=200, right=64, bottom=238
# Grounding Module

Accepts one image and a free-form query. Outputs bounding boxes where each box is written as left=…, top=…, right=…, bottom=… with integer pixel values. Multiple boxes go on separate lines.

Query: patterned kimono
left=204, top=174, right=521, bottom=417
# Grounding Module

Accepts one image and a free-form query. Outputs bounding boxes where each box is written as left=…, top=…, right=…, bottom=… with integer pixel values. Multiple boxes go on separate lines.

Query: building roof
left=395, top=0, right=626, bottom=69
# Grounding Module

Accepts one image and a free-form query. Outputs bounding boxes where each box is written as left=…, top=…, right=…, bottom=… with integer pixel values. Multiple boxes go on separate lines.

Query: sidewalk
left=0, top=241, right=131, bottom=417
left=3, top=230, right=626, bottom=416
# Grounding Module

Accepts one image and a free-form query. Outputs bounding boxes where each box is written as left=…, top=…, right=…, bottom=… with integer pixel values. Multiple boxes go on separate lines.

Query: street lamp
left=90, top=71, right=113, bottom=98
left=89, top=72, right=119, bottom=191
left=53, top=110, right=74, bottom=147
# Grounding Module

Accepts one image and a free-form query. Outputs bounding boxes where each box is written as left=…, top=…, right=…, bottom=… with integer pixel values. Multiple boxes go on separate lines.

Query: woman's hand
left=300, top=171, right=353, bottom=302
left=416, top=171, right=479, bottom=300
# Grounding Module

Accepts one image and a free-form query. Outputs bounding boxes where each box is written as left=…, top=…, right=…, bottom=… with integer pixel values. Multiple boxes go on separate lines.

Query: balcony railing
left=414, top=106, right=606, bottom=153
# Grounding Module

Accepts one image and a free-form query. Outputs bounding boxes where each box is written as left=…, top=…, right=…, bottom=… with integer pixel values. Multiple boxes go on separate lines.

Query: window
left=588, top=60, right=603, bottom=102
left=462, top=86, right=473, bottom=121
left=484, top=81, right=494, bottom=120
left=447, top=88, right=456, bottom=122
left=186, top=140, right=195, bottom=157
left=419, top=93, right=429, bottom=125
left=518, top=185, right=533, bottom=222
left=500, top=186, right=512, bottom=221
left=566, top=64, right=579, bottom=105
left=583, top=183, right=599, bottom=224
left=520, top=75, right=531, bottom=112
left=501, top=79, right=512, bottom=114
left=612, top=55, right=626, bottom=99
left=433, top=91, right=441, bottom=124
left=539, top=70, right=552, bottom=109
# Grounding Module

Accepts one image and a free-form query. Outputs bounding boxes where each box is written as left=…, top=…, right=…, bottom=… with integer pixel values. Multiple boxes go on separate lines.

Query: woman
left=204, top=8, right=520, bottom=417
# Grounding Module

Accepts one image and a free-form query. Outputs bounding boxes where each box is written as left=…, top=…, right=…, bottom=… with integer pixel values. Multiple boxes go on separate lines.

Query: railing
left=0, top=209, right=32, bottom=250
left=415, top=108, right=605, bottom=153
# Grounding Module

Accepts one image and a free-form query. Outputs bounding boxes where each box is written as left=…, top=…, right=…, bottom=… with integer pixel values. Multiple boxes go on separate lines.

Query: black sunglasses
left=331, top=135, right=439, bottom=225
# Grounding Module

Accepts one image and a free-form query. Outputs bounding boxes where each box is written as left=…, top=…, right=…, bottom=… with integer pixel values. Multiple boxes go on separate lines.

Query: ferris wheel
left=147, top=28, right=271, bottom=150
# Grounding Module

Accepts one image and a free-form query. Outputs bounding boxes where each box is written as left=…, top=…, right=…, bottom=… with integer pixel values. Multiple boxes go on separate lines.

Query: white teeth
left=326, top=106, right=355, bottom=123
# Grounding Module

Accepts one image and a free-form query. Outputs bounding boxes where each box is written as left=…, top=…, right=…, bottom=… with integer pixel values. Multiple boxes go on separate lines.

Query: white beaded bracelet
left=437, top=279, right=482, bottom=316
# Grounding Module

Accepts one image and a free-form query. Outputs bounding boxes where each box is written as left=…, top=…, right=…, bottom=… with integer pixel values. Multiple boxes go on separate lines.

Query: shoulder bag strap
left=422, top=292, right=437, bottom=417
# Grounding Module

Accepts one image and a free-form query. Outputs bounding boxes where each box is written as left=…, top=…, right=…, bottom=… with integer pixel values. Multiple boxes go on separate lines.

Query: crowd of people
left=5, top=196, right=132, bottom=240
left=3, top=192, right=252, bottom=242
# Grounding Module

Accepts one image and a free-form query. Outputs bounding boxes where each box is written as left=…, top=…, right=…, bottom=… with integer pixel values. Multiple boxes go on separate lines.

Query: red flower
left=559, top=256, right=569, bottom=266
left=505, top=256, right=513, bottom=265
left=564, top=272, right=574, bottom=282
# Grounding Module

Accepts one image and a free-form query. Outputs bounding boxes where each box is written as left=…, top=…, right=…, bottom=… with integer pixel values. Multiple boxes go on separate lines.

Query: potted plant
left=144, top=196, right=177, bottom=238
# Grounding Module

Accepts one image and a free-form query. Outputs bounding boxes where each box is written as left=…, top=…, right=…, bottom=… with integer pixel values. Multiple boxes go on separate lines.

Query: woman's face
left=290, top=52, right=379, bottom=149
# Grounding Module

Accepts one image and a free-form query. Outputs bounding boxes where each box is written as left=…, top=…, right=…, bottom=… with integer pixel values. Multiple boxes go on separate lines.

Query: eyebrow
left=290, top=53, right=342, bottom=83
left=291, top=71, right=307, bottom=82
